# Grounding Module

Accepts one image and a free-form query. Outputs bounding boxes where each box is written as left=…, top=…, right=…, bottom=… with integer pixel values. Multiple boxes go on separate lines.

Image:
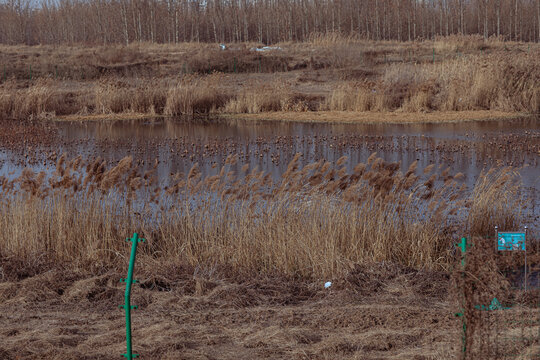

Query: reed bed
left=164, top=74, right=230, bottom=115
left=0, top=53, right=537, bottom=120
left=0, top=154, right=525, bottom=279
left=325, top=53, right=540, bottom=113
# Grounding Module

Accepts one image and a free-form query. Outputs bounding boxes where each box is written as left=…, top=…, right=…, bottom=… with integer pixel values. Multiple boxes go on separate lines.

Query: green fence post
left=120, top=232, right=145, bottom=359
left=432, top=48, right=435, bottom=64
left=233, top=57, right=237, bottom=73
left=455, top=237, right=472, bottom=358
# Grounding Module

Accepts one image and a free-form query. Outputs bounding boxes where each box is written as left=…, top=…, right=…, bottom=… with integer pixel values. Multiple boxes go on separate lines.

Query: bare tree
left=1, top=0, right=539, bottom=44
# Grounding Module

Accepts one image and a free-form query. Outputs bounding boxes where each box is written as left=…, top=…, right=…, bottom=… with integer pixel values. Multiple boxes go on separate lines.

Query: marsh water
left=0, top=116, right=539, bottom=214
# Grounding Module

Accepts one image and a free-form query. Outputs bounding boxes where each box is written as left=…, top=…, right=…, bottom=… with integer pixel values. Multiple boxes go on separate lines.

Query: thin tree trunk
left=121, top=1, right=129, bottom=45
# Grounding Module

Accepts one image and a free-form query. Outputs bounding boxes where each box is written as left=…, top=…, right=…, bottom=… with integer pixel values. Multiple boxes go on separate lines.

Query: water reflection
left=1, top=116, right=539, bottom=195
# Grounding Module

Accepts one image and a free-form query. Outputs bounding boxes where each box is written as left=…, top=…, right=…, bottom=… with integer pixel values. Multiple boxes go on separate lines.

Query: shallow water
left=1, top=116, right=539, bottom=214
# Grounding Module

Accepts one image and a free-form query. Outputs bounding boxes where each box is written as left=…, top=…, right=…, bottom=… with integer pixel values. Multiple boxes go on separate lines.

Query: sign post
left=496, top=226, right=528, bottom=291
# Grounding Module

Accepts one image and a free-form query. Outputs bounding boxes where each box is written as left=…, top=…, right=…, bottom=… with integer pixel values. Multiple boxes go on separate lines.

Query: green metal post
left=455, top=237, right=471, bottom=357
left=120, top=232, right=145, bottom=359
left=233, top=57, right=237, bottom=73
left=457, top=237, right=470, bottom=267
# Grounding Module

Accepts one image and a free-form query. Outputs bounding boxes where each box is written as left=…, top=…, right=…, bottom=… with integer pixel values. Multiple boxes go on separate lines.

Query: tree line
left=1, top=0, right=539, bottom=45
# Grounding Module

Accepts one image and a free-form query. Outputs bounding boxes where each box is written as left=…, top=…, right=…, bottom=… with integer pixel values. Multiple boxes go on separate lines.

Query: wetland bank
left=0, top=114, right=538, bottom=359
left=0, top=35, right=539, bottom=359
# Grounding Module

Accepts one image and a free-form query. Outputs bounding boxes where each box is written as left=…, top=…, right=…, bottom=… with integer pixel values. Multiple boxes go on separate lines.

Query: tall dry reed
left=326, top=54, right=539, bottom=113
left=0, top=154, right=526, bottom=279
left=164, top=74, right=229, bottom=115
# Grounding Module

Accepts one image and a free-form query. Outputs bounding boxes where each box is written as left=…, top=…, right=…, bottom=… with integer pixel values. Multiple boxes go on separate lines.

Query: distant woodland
left=0, top=0, right=539, bottom=45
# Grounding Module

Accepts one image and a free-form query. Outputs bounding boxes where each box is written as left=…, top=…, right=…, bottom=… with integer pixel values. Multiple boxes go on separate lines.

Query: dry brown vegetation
left=0, top=260, right=459, bottom=359
left=0, top=153, right=536, bottom=359
left=452, top=234, right=539, bottom=359
left=0, top=36, right=538, bottom=122
left=0, top=153, right=527, bottom=279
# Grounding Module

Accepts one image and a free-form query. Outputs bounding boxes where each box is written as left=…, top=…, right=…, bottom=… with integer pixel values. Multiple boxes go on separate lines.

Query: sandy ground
left=0, top=265, right=461, bottom=360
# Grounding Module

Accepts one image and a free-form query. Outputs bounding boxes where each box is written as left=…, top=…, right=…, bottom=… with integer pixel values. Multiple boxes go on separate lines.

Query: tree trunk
left=121, top=1, right=129, bottom=46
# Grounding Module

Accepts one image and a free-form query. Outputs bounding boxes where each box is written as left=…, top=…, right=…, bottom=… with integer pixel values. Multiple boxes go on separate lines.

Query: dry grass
left=0, top=154, right=526, bottom=280
left=0, top=265, right=458, bottom=359
left=164, top=74, right=230, bottom=115
left=223, top=80, right=313, bottom=113
left=0, top=37, right=538, bottom=120
left=0, top=79, right=65, bottom=119
left=467, top=167, right=524, bottom=237
left=325, top=54, right=540, bottom=113
left=226, top=110, right=523, bottom=124
left=94, top=79, right=167, bottom=115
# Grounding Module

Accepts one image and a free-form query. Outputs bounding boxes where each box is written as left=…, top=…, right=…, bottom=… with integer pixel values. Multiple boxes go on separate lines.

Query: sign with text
left=497, top=232, right=526, bottom=251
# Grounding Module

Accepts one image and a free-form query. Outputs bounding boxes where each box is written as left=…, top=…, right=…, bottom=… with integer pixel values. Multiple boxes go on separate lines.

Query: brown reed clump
left=324, top=54, right=539, bottom=113
left=0, top=79, right=68, bottom=119
left=467, top=167, right=523, bottom=237
left=0, top=153, right=527, bottom=280
left=164, top=74, right=230, bottom=115
left=94, top=78, right=167, bottom=114
left=223, top=80, right=310, bottom=113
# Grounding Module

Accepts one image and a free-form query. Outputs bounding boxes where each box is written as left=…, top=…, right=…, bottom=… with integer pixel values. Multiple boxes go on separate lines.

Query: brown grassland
left=0, top=34, right=538, bottom=123
left=0, top=150, right=537, bottom=358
